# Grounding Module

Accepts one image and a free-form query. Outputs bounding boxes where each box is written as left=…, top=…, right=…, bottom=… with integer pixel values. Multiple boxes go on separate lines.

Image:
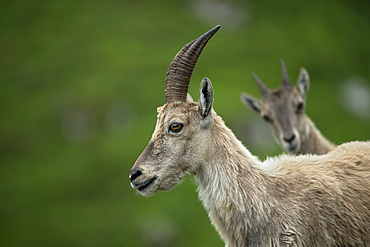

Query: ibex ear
left=296, top=67, right=310, bottom=96
left=198, top=77, right=214, bottom=119
left=240, top=92, right=261, bottom=114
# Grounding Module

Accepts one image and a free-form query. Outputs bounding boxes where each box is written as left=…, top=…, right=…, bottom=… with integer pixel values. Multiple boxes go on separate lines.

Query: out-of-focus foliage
left=0, top=0, right=369, bottom=246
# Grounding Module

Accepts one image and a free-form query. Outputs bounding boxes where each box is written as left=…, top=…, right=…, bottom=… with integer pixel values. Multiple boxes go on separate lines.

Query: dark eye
left=297, top=102, right=304, bottom=112
left=262, top=115, right=272, bottom=123
left=169, top=122, right=183, bottom=133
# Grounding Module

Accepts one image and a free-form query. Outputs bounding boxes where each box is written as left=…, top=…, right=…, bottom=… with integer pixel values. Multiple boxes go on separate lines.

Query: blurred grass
left=0, top=0, right=369, bottom=246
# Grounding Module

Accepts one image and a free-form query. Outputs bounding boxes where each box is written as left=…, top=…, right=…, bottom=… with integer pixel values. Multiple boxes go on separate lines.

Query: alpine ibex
left=129, top=25, right=370, bottom=246
left=240, top=62, right=335, bottom=154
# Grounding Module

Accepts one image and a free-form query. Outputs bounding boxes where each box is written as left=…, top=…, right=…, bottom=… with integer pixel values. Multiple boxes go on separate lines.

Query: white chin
left=137, top=181, right=158, bottom=197
left=138, top=188, right=156, bottom=197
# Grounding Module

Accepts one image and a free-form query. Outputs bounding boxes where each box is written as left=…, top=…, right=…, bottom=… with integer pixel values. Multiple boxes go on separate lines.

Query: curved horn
left=280, top=59, right=291, bottom=88
left=251, top=72, right=269, bottom=97
left=165, top=25, right=221, bottom=103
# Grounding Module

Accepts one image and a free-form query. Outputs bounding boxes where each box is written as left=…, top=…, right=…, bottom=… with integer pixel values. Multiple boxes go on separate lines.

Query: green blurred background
left=1, top=0, right=369, bottom=246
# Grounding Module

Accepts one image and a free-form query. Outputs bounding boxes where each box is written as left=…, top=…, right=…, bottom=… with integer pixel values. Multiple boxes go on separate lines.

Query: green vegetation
left=1, top=0, right=369, bottom=246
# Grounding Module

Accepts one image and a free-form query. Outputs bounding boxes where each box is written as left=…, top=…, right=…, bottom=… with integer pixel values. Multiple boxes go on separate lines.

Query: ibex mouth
left=287, top=144, right=299, bottom=152
left=135, top=176, right=158, bottom=192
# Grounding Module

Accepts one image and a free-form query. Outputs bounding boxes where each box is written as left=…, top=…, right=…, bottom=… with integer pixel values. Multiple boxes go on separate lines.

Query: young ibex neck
left=195, top=113, right=274, bottom=245
left=301, top=116, right=335, bottom=155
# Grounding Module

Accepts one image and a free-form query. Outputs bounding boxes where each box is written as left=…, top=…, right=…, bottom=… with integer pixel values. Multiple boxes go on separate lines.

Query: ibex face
left=129, top=26, right=220, bottom=197
left=241, top=61, right=310, bottom=153
left=130, top=84, right=213, bottom=197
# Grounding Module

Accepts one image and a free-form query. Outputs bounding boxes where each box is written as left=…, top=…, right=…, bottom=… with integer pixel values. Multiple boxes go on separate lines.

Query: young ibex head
left=240, top=61, right=310, bottom=153
left=129, top=26, right=220, bottom=197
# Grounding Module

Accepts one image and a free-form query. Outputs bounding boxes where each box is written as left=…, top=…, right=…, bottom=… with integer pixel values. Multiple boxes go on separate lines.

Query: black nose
left=283, top=134, right=296, bottom=144
left=130, top=170, right=142, bottom=182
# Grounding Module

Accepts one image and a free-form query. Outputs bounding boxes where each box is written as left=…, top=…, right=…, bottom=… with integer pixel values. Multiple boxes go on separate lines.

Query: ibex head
left=129, top=26, right=220, bottom=197
left=240, top=60, right=310, bottom=153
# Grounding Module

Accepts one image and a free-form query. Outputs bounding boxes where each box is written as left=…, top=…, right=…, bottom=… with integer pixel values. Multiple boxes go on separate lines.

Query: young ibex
left=240, top=62, right=335, bottom=154
left=129, top=26, right=370, bottom=246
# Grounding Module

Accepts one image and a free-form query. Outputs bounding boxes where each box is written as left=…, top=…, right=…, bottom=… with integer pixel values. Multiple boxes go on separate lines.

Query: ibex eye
left=297, top=102, right=304, bottom=111
left=169, top=122, right=183, bottom=133
left=262, top=115, right=272, bottom=123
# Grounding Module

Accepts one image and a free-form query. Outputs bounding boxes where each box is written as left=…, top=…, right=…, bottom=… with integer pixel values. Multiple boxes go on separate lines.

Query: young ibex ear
left=199, top=77, right=214, bottom=119
left=296, top=67, right=310, bottom=96
left=240, top=92, right=261, bottom=114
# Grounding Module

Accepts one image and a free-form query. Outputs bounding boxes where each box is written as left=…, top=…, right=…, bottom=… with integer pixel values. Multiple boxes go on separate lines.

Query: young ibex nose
left=283, top=134, right=296, bottom=144
left=129, top=169, right=142, bottom=182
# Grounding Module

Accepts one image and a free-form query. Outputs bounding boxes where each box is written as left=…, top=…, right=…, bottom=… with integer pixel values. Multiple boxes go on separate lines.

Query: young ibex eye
left=262, top=115, right=272, bottom=123
left=169, top=122, right=183, bottom=133
left=297, top=102, right=304, bottom=112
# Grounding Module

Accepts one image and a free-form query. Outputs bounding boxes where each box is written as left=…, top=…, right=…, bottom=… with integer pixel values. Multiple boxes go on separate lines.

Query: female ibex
left=129, top=25, right=370, bottom=246
left=240, top=63, right=335, bottom=154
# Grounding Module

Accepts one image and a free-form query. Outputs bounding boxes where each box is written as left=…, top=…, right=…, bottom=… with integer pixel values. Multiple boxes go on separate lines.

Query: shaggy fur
left=198, top=111, right=370, bottom=246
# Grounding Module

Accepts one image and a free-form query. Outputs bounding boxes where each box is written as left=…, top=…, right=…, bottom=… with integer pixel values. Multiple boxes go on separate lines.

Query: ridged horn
left=165, top=25, right=221, bottom=103
left=251, top=72, right=269, bottom=97
left=281, top=59, right=292, bottom=88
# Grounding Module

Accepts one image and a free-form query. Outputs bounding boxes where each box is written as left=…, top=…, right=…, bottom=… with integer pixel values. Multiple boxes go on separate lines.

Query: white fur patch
left=259, top=158, right=280, bottom=171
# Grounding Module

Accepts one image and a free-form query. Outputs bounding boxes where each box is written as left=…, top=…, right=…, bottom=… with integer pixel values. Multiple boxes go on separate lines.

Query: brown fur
left=298, top=116, right=335, bottom=155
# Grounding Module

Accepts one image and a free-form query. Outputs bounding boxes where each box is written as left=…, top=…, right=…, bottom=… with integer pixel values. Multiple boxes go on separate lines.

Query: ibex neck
left=195, top=114, right=273, bottom=245
left=300, top=116, right=335, bottom=155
